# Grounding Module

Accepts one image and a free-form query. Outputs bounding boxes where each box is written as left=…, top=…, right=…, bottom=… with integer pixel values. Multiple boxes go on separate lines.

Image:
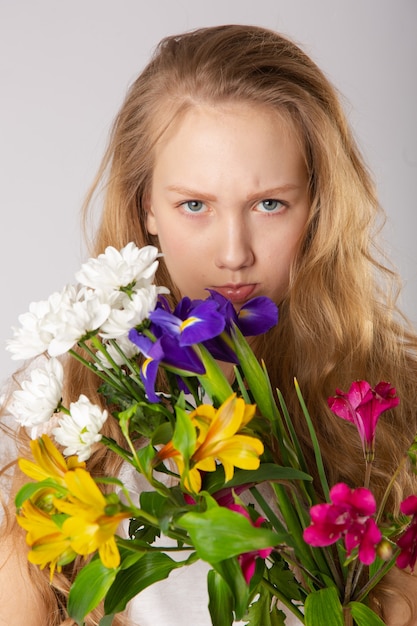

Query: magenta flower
left=303, top=483, right=382, bottom=565
left=396, top=495, right=417, bottom=571
left=328, top=381, right=399, bottom=460
left=228, top=503, right=273, bottom=583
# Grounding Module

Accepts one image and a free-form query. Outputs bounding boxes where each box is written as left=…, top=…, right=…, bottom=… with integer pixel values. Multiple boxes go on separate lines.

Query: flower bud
left=377, top=539, right=393, bottom=561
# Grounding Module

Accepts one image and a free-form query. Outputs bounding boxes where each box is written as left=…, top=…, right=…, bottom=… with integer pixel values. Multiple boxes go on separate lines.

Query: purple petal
left=329, top=482, right=353, bottom=505
left=400, top=495, right=417, bottom=516
left=128, top=329, right=154, bottom=356
left=141, top=357, right=161, bottom=403
left=346, top=381, right=373, bottom=410
left=357, top=519, right=382, bottom=565
left=350, top=487, right=377, bottom=516
left=396, top=520, right=417, bottom=571
left=159, top=335, right=206, bottom=374
left=237, top=297, right=278, bottom=335
left=303, top=523, right=342, bottom=547
left=178, top=301, right=226, bottom=345
left=149, top=307, right=182, bottom=336
left=238, top=552, right=257, bottom=584
left=327, top=397, right=356, bottom=424
left=205, top=290, right=237, bottom=324
left=201, top=335, right=239, bottom=364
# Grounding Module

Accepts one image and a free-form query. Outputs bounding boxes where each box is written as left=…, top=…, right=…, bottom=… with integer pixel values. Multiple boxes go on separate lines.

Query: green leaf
left=207, top=569, right=235, bottom=626
left=99, top=615, right=115, bottom=626
left=135, top=443, right=156, bottom=478
left=15, top=478, right=66, bottom=507
left=104, top=552, right=184, bottom=614
left=304, top=587, right=343, bottom=626
left=196, top=343, right=234, bottom=405
left=268, top=559, right=303, bottom=602
left=245, top=587, right=287, bottom=626
left=172, top=402, right=196, bottom=462
left=178, top=506, right=282, bottom=563
left=226, top=464, right=312, bottom=485
left=231, top=325, right=279, bottom=422
left=349, top=601, right=386, bottom=625
left=203, top=463, right=312, bottom=495
left=68, top=559, right=118, bottom=625
left=294, top=379, right=330, bottom=500
left=211, top=557, right=250, bottom=620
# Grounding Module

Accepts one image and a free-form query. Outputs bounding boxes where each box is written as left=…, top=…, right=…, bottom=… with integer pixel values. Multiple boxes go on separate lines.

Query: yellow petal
left=18, top=458, right=53, bottom=482
left=63, top=516, right=99, bottom=555
left=99, top=536, right=120, bottom=569
left=63, top=468, right=106, bottom=510
left=184, top=467, right=203, bottom=493
left=18, top=435, right=85, bottom=483
left=31, top=435, right=71, bottom=479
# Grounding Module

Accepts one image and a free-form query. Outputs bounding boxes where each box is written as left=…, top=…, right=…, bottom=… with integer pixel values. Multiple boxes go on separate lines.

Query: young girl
left=1, top=24, right=417, bottom=625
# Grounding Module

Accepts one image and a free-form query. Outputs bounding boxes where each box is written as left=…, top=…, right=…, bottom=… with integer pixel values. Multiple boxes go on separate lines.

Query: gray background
left=1, top=0, right=416, bottom=385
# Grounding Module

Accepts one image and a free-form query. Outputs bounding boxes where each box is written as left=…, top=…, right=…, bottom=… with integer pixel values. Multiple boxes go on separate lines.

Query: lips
left=212, top=284, right=257, bottom=304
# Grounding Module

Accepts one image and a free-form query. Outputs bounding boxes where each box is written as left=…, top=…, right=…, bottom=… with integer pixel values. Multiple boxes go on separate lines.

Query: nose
left=214, top=215, right=255, bottom=271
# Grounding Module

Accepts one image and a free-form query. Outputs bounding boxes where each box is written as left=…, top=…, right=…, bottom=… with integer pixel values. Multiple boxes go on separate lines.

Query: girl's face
left=147, top=103, right=310, bottom=307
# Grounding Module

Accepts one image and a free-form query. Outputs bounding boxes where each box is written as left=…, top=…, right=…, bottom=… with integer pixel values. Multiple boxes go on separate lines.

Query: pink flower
left=328, top=381, right=399, bottom=460
left=303, top=483, right=382, bottom=565
left=396, top=495, right=417, bottom=571
left=228, top=504, right=273, bottom=583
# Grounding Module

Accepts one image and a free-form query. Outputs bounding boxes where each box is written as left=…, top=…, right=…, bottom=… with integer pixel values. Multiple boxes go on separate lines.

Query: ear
left=146, top=208, right=158, bottom=235
left=143, top=195, right=158, bottom=235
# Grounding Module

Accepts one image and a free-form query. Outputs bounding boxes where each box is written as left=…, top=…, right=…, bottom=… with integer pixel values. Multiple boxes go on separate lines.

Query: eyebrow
left=166, top=184, right=301, bottom=201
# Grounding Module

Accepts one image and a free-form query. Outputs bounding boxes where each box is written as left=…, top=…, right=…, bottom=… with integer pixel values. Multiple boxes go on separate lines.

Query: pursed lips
left=210, top=283, right=257, bottom=304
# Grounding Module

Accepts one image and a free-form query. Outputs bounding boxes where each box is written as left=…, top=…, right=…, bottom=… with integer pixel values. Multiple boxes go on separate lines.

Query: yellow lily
left=54, top=467, right=130, bottom=569
left=18, top=434, right=85, bottom=484
left=16, top=499, right=76, bottom=579
left=157, top=394, right=264, bottom=493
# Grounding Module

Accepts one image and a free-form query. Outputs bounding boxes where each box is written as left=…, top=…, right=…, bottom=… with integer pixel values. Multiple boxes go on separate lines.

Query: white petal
left=46, top=288, right=111, bottom=356
left=75, top=243, right=162, bottom=294
left=99, top=284, right=167, bottom=339
left=8, top=358, right=64, bottom=428
left=52, top=394, right=108, bottom=461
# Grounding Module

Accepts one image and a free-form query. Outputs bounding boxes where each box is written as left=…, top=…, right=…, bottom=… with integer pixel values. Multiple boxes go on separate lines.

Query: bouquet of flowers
left=6, top=243, right=417, bottom=626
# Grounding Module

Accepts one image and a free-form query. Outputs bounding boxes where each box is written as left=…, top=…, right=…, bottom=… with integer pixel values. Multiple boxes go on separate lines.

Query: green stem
left=88, top=336, right=144, bottom=401
left=343, top=561, right=357, bottom=605
left=272, top=483, right=321, bottom=576
left=70, top=341, right=130, bottom=397
left=352, top=551, right=399, bottom=603
left=261, top=577, right=306, bottom=624
left=364, top=460, right=372, bottom=490
left=376, top=455, right=407, bottom=524
left=108, top=338, right=143, bottom=387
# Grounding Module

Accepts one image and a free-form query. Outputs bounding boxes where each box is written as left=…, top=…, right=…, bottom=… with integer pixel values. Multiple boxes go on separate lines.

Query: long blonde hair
left=82, top=23, right=417, bottom=499
left=3, top=24, right=417, bottom=624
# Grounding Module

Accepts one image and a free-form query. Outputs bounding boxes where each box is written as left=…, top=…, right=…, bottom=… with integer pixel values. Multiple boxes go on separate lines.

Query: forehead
left=153, top=100, right=306, bottom=162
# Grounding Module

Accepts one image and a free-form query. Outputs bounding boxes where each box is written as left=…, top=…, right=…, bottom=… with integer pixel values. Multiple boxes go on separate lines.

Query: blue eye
left=183, top=200, right=205, bottom=213
left=257, top=199, right=284, bottom=213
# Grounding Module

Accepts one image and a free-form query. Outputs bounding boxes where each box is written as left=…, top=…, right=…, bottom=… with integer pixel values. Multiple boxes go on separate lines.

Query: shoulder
left=0, top=533, right=47, bottom=626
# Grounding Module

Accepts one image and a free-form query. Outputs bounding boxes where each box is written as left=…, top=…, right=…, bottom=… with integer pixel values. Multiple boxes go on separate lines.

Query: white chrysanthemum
left=45, top=287, right=111, bottom=356
left=75, top=243, right=162, bottom=294
left=6, top=285, right=79, bottom=360
left=9, top=358, right=64, bottom=431
left=99, top=285, right=167, bottom=339
left=52, top=394, right=108, bottom=461
left=7, top=299, right=54, bottom=360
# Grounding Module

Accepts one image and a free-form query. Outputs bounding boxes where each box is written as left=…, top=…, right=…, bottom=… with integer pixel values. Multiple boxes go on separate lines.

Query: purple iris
left=200, top=290, right=278, bottom=363
left=129, top=297, right=226, bottom=402
left=129, top=291, right=278, bottom=402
